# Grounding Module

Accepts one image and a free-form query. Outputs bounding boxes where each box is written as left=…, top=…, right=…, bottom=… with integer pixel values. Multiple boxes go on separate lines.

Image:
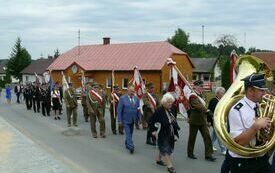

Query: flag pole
left=111, top=70, right=116, bottom=119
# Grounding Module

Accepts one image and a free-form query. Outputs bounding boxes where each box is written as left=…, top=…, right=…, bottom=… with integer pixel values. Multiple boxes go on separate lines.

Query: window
left=203, top=74, right=210, bottom=81
left=106, top=77, right=111, bottom=88
left=25, top=76, right=29, bottom=82
left=122, top=78, right=128, bottom=89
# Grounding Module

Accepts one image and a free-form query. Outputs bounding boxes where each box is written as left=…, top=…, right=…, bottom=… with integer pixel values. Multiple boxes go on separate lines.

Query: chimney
left=103, top=37, right=110, bottom=45
left=48, top=55, right=53, bottom=59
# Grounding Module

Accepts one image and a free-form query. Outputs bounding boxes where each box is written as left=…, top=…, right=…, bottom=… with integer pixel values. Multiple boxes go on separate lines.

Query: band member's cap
left=242, top=73, right=268, bottom=90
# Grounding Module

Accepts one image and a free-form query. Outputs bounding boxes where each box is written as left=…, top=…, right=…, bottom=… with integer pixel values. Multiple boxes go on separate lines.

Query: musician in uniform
left=187, top=80, right=216, bottom=161
left=24, top=83, right=32, bottom=110
left=41, top=83, right=51, bottom=116
left=227, top=73, right=274, bottom=173
left=64, top=82, right=78, bottom=126
left=86, top=82, right=106, bottom=138
left=109, top=85, right=123, bottom=135
left=142, top=83, right=159, bottom=145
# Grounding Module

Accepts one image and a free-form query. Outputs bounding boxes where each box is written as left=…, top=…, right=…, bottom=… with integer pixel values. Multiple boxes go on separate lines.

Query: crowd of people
left=0, top=73, right=275, bottom=173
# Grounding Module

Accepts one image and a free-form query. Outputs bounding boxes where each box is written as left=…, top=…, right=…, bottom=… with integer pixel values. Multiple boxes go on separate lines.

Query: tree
left=221, top=59, right=231, bottom=90
left=6, top=37, right=32, bottom=81
left=54, top=48, right=60, bottom=58
left=168, top=28, right=189, bottom=52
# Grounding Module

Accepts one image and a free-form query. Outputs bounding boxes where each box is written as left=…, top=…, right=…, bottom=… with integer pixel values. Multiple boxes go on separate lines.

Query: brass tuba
left=214, top=55, right=275, bottom=157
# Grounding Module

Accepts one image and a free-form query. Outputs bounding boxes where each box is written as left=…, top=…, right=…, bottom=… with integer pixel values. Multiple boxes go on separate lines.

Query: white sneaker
left=222, top=151, right=226, bottom=155
left=213, top=147, right=217, bottom=151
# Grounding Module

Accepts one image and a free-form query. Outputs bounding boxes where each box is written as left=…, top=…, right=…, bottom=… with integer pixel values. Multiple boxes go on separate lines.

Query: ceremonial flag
left=166, top=58, right=194, bottom=118
left=61, top=71, right=71, bottom=97
left=132, top=66, right=145, bottom=114
left=230, top=50, right=238, bottom=84
left=49, top=76, right=54, bottom=92
left=34, top=72, right=40, bottom=87
left=132, top=66, right=145, bottom=99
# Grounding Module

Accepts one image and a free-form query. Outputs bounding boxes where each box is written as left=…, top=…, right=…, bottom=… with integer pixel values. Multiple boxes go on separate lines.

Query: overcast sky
left=0, top=0, right=275, bottom=59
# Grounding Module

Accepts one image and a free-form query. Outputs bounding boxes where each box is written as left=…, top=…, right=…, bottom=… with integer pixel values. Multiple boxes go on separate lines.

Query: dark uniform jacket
left=188, top=95, right=208, bottom=125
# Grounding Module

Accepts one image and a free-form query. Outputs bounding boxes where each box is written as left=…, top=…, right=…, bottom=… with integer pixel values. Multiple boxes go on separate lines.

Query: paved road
left=0, top=92, right=224, bottom=173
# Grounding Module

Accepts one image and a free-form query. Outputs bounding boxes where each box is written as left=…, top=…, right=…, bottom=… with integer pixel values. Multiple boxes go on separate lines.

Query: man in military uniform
left=187, top=80, right=216, bottom=161
left=227, top=73, right=274, bottom=173
left=142, top=83, right=159, bottom=145
left=109, top=85, right=123, bottom=135
left=64, top=82, right=78, bottom=127
left=86, top=82, right=106, bottom=138
left=81, top=82, right=89, bottom=122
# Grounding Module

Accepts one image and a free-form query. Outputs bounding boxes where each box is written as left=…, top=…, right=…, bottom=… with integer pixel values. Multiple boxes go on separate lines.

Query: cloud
left=0, top=0, right=275, bottom=59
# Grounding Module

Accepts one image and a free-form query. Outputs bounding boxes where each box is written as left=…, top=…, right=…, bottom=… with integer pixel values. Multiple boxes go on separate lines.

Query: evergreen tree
left=7, top=37, right=32, bottom=81
left=221, top=59, right=231, bottom=90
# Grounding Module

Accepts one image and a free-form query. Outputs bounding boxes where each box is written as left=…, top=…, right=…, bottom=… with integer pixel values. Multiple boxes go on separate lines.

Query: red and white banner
left=230, top=50, right=238, bottom=84
left=166, top=58, right=196, bottom=117
left=34, top=72, right=41, bottom=86
left=132, top=66, right=145, bottom=100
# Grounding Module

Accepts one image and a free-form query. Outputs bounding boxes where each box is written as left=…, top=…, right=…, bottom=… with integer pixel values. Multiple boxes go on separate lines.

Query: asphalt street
left=0, top=92, right=224, bottom=173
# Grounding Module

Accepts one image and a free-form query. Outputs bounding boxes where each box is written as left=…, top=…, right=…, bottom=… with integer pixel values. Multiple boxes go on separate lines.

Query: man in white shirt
left=227, top=73, right=274, bottom=173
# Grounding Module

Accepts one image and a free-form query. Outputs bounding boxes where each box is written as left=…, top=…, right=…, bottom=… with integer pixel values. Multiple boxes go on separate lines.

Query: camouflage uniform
left=86, top=83, right=106, bottom=138
left=64, top=86, right=78, bottom=127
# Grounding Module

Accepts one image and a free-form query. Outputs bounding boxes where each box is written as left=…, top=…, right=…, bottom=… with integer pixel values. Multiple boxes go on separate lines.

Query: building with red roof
left=48, top=38, right=194, bottom=94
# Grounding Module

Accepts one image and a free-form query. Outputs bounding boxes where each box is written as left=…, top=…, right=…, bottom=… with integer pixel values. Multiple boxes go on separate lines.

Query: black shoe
left=156, top=160, right=165, bottom=166
left=112, top=131, right=117, bottom=135
left=188, top=155, right=197, bottom=159
left=167, top=167, right=176, bottom=173
left=42, top=114, right=46, bottom=116
left=85, top=119, right=88, bottom=122
left=57, top=116, right=61, bottom=120
left=205, top=156, right=216, bottom=162
left=129, top=149, right=134, bottom=154
left=119, top=131, right=124, bottom=135
left=54, top=117, right=57, bottom=120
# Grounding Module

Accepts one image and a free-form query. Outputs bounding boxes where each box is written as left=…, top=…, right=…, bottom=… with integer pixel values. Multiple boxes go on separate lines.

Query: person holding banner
left=187, top=80, right=216, bottom=161
left=86, top=82, right=106, bottom=138
left=143, top=83, right=159, bottom=145
left=150, top=92, right=180, bottom=173
left=64, top=82, right=78, bottom=126
left=109, top=85, right=123, bottom=135
left=81, top=82, right=90, bottom=122
left=117, top=85, right=141, bottom=154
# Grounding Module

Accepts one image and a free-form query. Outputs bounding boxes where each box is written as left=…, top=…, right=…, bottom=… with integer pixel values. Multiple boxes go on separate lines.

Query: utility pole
left=202, top=25, right=205, bottom=45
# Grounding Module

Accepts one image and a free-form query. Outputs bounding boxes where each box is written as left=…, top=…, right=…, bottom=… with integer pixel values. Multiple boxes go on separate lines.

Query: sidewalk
left=0, top=116, right=75, bottom=173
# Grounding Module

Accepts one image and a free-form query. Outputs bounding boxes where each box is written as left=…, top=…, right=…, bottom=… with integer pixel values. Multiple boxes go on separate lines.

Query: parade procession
left=1, top=1, right=275, bottom=173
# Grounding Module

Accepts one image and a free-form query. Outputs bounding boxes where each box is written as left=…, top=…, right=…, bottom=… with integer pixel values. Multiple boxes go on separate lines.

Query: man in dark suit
left=117, top=85, right=141, bottom=154
left=187, top=80, right=216, bottom=161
